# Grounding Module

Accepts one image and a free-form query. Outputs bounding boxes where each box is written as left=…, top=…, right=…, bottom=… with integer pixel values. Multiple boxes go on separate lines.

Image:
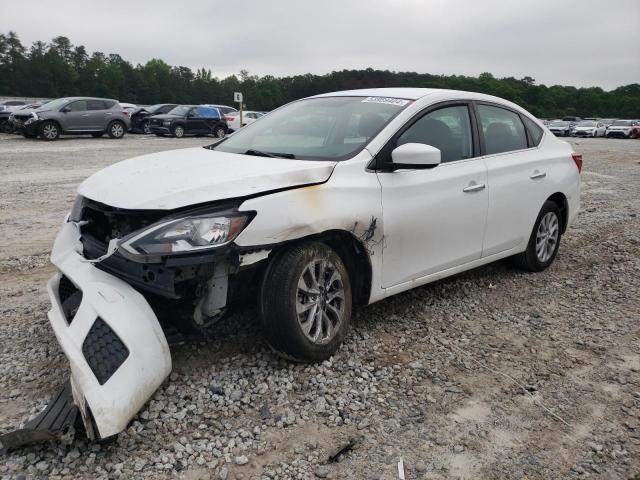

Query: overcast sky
left=1, top=0, right=639, bottom=90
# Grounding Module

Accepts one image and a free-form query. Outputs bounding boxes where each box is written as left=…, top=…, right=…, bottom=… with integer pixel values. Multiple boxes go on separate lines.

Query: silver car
left=12, top=97, right=131, bottom=141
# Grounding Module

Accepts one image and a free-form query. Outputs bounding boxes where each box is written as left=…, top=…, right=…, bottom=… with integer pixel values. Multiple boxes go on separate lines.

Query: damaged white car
left=43, top=88, right=581, bottom=441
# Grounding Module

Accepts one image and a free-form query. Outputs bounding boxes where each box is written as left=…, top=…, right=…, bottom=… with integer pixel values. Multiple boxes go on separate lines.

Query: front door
left=62, top=100, right=91, bottom=131
left=377, top=103, right=489, bottom=288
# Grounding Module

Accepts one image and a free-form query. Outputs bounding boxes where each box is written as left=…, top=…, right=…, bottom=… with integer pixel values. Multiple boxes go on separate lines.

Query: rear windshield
left=212, top=96, right=411, bottom=161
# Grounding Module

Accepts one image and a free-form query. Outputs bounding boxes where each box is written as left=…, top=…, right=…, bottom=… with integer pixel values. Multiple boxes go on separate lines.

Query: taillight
left=122, top=111, right=129, bottom=117
left=224, top=116, right=235, bottom=121
left=572, top=152, right=583, bottom=173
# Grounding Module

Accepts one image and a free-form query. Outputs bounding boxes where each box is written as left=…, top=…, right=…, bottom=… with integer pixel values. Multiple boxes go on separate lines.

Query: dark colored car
left=12, top=97, right=130, bottom=141
left=1, top=102, right=48, bottom=133
left=148, top=105, right=228, bottom=138
left=130, top=104, right=179, bottom=133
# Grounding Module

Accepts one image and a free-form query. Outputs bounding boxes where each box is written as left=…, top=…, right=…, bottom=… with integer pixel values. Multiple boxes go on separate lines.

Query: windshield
left=36, top=98, right=71, bottom=112
left=612, top=120, right=633, bottom=126
left=577, top=121, right=597, bottom=127
left=168, top=105, right=191, bottom=116
left=212, top=96, right=411, bottom=161
left=550, top=121, right=569, bottom=127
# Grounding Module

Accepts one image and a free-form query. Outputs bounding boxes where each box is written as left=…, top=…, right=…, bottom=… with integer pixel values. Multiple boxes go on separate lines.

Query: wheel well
left=547, top=192, right=569, bottom=233
left=40, top=119, right=62, bottom=130
left=267, top=230, right=373, bottom=306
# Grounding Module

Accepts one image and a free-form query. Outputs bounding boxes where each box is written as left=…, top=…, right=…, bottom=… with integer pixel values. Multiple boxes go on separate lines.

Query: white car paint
left=47, top=87, right=581, bottom=438
left=226, top=111, right=264, bottom=131
left=78, top=148, right=335, bottom=210
left=48, top=221, right=171, bottom=439
left=572, top=121, right=606, bottom=137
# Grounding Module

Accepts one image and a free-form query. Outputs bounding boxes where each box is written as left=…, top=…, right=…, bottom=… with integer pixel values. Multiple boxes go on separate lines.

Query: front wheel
left=39, top=121, right=60, bottom=141
left=142, top=120, right=151, bottom=134
left=512, top=201, right=562, bottom=272
left=173, top=125, right=185, bottom=138
left=107, top=121, right=125, bottom=139
left=259, top=242, right=352, bottom=362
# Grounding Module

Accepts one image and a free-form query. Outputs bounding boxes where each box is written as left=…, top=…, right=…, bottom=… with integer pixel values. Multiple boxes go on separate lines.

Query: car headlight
left=162, top=120, right=172, bottom=126
left=121, top=212, right=253, bottom=256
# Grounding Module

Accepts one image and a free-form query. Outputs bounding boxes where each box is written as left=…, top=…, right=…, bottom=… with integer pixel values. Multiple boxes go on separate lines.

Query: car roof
left=313, top=88, right=446, bottom=100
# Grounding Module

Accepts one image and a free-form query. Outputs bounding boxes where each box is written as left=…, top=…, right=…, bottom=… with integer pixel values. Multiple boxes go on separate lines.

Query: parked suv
left=45, top=88, right=580, bottom=440
left=606, top=119, right=638, bottom=138
left=148, top=105, right=227, bottom=138
left=12, top=97, right=130, bottom=141
left=130, top=103, right=179, bottom=133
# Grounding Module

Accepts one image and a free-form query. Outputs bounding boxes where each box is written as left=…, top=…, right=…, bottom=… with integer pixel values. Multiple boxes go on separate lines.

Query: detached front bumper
left=47, top=222, right=172, bottom=439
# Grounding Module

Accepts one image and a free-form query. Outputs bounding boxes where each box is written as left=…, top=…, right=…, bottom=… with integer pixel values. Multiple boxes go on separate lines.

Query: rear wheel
left=173, top=125, right=185, bottom=138
left=213, top=126, right=226, bottom=138
left=512, top=201, right=562, bottom=272
left=107, top=121, right=125, bottom=139
left=39, top=121, right=60, bottom=141
left=259, top=242, right=352, bottom=362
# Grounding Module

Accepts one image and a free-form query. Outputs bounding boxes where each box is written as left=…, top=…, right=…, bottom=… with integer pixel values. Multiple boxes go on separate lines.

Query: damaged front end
left=33, top=196, right=265, bottom=443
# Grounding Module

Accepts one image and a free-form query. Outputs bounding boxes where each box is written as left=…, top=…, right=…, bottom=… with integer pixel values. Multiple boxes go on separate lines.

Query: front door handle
left=463, top=183, right=486, bottom=193
left=81, top=114, right=89, bottom=117
left=530, top=171, right=546, bottom=180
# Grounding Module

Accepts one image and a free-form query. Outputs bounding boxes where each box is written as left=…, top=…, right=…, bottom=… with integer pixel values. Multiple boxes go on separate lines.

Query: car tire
left=172, top=125, right=185, bottom=138
left=259, top=242, right=352, bottom=363
left=107, top=121, right=125, bottom=139
left=39, top=121, right=60, bottom=141
left=91, top=132, right=104, bottom=138
left=0, top=120, right=11, bottom=133
left=142, top=120, right=151, bottom=134
left=511, top=200, right=562, bottom=272
left=213, top=126, right=226, bottom=138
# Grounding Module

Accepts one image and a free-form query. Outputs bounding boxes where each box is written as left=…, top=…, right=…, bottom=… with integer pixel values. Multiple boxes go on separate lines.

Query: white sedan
left=225, top=110, right=265, bottom=131
left=572, top=120, right=607, bottom=137
left=43, top=88, right=580, bottom=440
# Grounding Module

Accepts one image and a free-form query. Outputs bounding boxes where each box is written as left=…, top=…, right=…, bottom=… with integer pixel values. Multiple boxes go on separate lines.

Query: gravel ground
left=0, top=133, right=639, bottom=480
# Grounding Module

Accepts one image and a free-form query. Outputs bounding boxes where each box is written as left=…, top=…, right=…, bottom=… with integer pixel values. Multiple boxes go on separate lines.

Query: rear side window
left=477, top=104, right=528, bottom=155
left=397, top=105, right=473, bottom=163
left=522, top=116, right=544, bottom=146
left=219, top=106, right=236, bottom=114
left=196, top=107, right=220, bottom=118
left=159, top=105, right=176, bottom=114
left=87, top=100, right=106, bottom=110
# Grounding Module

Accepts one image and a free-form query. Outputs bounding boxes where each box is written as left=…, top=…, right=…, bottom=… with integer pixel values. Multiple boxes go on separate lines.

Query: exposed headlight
left=162, top=120, right=172, bottom=126
left=24, top=112, right=38, bottom=125
left=121, top=212, right=253, bottom=256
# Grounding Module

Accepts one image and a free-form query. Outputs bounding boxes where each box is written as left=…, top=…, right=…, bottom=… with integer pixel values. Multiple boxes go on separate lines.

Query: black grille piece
left=58, top=275, right=82, bottom=325
left=82, top=318, right=129, bottom=385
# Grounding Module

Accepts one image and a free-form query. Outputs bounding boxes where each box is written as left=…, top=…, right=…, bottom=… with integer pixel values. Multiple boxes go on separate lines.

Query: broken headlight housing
left=121, top=212, right=253, bottom=256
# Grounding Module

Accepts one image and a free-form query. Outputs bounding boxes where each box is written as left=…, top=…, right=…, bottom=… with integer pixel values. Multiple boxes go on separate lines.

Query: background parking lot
left=1, top=134, right=639, bottom=479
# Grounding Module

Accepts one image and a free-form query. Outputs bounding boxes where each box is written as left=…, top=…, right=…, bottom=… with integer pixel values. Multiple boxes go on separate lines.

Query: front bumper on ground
left=149, top=125, right=171, bottom=134
left=47, top=222, right=172, bottom=439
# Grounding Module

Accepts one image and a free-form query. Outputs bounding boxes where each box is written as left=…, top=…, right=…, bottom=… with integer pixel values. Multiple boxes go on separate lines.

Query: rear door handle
left=530, top=171, right=546, bottom=179
left=463, top=183, right=486, bottom=193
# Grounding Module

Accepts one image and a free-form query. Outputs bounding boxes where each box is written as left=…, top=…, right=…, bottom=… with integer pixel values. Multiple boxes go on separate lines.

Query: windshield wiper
left=244, top=149, right=296, bottom=159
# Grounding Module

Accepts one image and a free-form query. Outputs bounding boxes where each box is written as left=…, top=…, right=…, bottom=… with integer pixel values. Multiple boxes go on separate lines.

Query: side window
left=103, top=100, right=116, bottom=109
left=67, top=100, right=88, bottom=112
left=159, top=105, right=174, bottom=114
left=477, top=104, right=528, bottom=154
left=397, top=105, right=473, bottom=163
left=189, top=108, right=201, bottom=117
left=197, top=107, right=219, bottom=119
left=522, top=115, right=544, bottom=146
left=87, top=100, right=106, bottom=110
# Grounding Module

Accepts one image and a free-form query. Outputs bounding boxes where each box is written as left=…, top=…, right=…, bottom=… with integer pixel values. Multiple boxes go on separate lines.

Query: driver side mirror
left=61, top=106, right=71, bottom=113
left=390, top=143, right=441, bottom=170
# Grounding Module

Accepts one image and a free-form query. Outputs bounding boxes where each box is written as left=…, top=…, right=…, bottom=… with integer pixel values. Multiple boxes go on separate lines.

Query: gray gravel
left=1, top=133, right=639, bottom=479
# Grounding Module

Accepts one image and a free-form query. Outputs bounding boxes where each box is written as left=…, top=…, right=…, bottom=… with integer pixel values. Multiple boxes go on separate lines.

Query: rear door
left=476, top=103, right=549, bottom=256
left=185, top=107, right=205, bottom=133
left=87, top=99, right=110, bottom=130
left=377, top=102, right=489, bottom=287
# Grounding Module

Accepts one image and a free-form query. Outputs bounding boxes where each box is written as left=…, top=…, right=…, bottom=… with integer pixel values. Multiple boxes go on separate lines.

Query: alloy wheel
left=111, top=123, right=124, bottom=138
left=296, top=259, right=346, bottom=345
left=535, top=211, right=559, bottom=263
left=43, top=124, right=58, bottom=140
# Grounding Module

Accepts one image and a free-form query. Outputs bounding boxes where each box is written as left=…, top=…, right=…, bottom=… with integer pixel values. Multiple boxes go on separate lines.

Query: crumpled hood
left=78, top=147, right=336, bottom=210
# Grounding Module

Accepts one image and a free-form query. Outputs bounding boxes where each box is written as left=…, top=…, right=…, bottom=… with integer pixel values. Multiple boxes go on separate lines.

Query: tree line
left=1, top=31, right=638, bottom=118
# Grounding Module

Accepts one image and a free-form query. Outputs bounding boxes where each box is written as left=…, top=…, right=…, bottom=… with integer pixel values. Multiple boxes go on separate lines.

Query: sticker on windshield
left=361, top=97, right=411, bottom=106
